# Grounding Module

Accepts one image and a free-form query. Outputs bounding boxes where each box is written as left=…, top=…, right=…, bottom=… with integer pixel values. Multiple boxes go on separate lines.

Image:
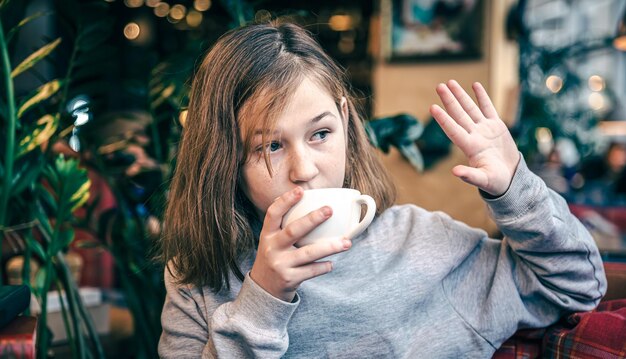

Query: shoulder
left=370, top=204, right=487, bottom=248
left=163, top=260, right=243, bottom=310
left=375, top=204, right=449, bottom=230
left=163, top=262, right=198, bottom=299
left=367, top=204, right=453, bottom=242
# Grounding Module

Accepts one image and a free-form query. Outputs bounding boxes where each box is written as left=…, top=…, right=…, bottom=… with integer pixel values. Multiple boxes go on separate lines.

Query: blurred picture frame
left=382, top=0, right=484, bottom=62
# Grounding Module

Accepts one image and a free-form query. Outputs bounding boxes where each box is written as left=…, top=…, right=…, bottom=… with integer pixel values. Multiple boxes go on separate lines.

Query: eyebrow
left=252, top=111, right=335, bottom=136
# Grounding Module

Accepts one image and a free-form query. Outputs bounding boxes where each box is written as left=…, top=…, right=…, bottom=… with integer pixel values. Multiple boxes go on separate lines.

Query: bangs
left=238, top=73, right=304, bottom=173
left=236, top=49, right=346, bottom=174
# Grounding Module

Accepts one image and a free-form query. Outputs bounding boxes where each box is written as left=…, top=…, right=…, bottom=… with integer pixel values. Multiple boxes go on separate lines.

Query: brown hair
left=161, top=21, right=396, bottom=292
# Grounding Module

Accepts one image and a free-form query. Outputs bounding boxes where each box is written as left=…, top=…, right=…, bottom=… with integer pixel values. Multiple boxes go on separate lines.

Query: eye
left=268, top=141, right=281, bottom=152
left=311, top=130, right=329, bottom=141
left=256, top=141, right=281, bottom=154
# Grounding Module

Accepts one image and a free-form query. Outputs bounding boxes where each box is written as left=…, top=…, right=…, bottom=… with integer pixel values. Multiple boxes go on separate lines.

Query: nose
left=288, top=146, right=319, bottom=184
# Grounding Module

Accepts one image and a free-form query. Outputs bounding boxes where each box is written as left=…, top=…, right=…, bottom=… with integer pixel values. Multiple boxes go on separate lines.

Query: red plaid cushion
left=492, top=328, right=545, bottom=359
left=542, top=300, right=626, bottom=359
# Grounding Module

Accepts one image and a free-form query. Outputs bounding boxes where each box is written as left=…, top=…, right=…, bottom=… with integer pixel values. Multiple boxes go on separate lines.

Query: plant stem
left=38, top=259, right=54, bottom=359
left=56, top=255, right=87, bottom=359
left=0, top=17, right=17, bottom=285
left=55, top=284, right=78, bottom=356
left=38, top=201, right=63, bottom=359
left=57, top=252, right=105, bottom=359
left=23, top=233, right=32, bottom=315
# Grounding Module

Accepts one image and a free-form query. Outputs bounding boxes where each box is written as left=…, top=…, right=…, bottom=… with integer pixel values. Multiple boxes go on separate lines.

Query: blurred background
left=1, top=0, right=625, bottom=357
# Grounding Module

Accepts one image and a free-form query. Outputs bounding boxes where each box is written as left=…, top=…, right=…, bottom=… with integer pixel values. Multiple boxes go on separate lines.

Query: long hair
left=161, top=21, right=396, bottom=292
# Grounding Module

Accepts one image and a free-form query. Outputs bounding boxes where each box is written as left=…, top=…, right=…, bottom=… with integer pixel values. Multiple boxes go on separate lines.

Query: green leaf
left=16, top=114, right=59, bottom=157
left=42, top=163, right=59, bottom=191
left=17, top=79, right=63, bottom=118
left=11, top=158, right=44, bottom=195
left=23, top=235, right=46, bottom=262
left=37, top=183, right=58, bottom=213
left=34, top=266, right=48, bottom=295
left=7, top=12, right=52, bottom=42
left=44, top=156, right=90, bottom=225
left=51, top=227, right=75, bottom=253
left=69, top=181, right=90, bottom=212
left=34, top=205, right=53, bottom=242
left=11, top=38, right=62, bottom=78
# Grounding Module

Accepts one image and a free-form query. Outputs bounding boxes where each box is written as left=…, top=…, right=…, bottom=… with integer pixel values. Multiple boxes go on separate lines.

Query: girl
left=159, top=21, right=606, bottom=358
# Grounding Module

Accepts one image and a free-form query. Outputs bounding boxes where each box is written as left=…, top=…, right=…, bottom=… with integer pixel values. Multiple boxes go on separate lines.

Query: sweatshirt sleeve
left=158, top=269, right=299, bottom=358
left=440, top=155, right=607, bottom=349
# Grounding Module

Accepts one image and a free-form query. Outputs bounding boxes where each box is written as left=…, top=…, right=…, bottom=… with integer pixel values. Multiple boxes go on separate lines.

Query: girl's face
left=241, top=77, right=348, bottom=215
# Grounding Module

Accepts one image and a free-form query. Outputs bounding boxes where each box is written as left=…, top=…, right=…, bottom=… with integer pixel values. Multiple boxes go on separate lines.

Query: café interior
left=1, top=0, right=625, bottom=357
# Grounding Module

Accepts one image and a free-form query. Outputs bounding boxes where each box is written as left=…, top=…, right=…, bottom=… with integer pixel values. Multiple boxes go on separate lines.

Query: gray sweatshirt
left=158, top=158, right=607, bottom=358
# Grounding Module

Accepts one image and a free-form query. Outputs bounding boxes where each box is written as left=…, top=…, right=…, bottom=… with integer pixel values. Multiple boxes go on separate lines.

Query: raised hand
left=249, top=187, right=352, bottom=302
left=430, top=80, right=520, bottom=197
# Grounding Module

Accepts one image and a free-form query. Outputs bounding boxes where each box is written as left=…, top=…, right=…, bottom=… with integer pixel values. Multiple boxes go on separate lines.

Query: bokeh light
left=186, top=10, right=203, bottom=27
left=545, top=75, right=563, bottom=93
left=124, top=0, right=143, bottom=8
left=169, top=4, right=186, bottom=21
left=588, top=92, right=605, bottom=111
left=588, top=75, right=605, bottom=92
left=194, top=0, right=211, bottom=12
left=154, top=2, right=170, bottom=17
left=123, top=22, right=141, bottom=40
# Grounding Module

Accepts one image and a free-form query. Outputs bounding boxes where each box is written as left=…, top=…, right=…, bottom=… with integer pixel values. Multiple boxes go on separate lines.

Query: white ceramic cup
left=282, top=188, right=377, bottom=247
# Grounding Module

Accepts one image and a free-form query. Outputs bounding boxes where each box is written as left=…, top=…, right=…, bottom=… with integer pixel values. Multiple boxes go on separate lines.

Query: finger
left=452, top=165, right=488, bottom=189
left=293, top=261, right=334, bottom=282
left=436, top=83, right=474, bottom=133
left=263, top=187, right=304, bottom=232
left=278, top=206, right=333, bottom=247
left=472, top=82, right=498, bottom=119
left=288, top=237, right=351, bottom=267
left=446, top=80, right=485, bottom=124
left=430, top=104, right=470, bottom=149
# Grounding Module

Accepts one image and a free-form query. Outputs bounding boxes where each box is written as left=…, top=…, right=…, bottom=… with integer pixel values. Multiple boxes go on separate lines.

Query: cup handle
left=345, top=195, right=376, bottom=239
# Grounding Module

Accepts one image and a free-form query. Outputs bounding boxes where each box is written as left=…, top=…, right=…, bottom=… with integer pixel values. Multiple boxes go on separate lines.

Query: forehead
left=238, top=76, right=337, bottom=136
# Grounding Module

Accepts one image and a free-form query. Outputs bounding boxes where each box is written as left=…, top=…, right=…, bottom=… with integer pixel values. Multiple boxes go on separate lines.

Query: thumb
left=452, top=165, right=488, bottom=189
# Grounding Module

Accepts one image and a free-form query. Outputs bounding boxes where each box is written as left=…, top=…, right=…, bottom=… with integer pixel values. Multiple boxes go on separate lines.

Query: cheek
left=327, top=137, right=347, bottom=185
left=242, top=162, right=276, bottom=212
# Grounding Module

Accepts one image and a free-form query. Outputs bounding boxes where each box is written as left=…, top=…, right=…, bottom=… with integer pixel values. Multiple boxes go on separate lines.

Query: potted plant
left=0, top=0, right=109, bottom=357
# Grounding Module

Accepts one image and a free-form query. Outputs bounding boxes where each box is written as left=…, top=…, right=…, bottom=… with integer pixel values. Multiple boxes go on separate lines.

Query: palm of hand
left=430, top=81, right=520, bottom=196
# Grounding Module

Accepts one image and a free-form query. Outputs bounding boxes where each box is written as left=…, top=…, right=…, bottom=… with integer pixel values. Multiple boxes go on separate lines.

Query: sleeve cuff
left=481, top=154, right=546, bottom=222
left=228, top=273, right=299, bottom=334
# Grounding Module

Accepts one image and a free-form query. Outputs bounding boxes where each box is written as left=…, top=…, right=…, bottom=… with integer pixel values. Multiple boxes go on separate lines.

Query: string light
left=169, top=4, right=186, bottom=21
left=535, top=127, right=554, bottom=156
left=545, top=75, right=563, bottom=93
left=154, top=2, right=169, bottom=17
left=124, top=22, right=141, bottom=40
left=588, top=92, right=605, bottom=111
left=588, top=75, right=605, bottom=92
left=194, top=0, right=211, bottom=12
left=186, top=10, right=203, bottom=27
left=329, top=14, right=352, bottom=31
left=124, top=0, right=143, bottom=8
